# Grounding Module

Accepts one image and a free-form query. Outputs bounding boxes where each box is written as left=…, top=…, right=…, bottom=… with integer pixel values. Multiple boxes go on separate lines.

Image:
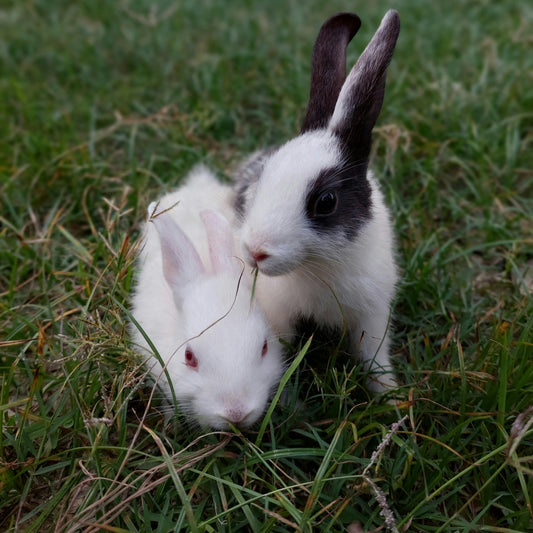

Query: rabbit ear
left=200, top=209, right=239, bottom=275
left=328, top=10, right=400, bottom=162
left=149, top=204, right=205, bottom=299
left=300, top=12, right=361, bottom=133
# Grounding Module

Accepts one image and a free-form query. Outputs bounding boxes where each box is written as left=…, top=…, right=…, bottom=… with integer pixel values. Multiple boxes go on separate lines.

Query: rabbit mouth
left=244, top=237, right=306, bottom=276
left=196, top=404, right=263, bottom=430
left=253, top=254, right=302, bottom=277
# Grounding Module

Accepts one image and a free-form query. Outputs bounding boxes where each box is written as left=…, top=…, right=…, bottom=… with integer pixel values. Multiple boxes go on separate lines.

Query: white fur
left=130, top=166, right=284, bottom=428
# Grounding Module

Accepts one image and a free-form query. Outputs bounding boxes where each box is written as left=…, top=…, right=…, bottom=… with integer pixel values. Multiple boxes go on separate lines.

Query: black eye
left=261, top=340, right=268, bottom=357
left=314, top=191, right=337, bottom=216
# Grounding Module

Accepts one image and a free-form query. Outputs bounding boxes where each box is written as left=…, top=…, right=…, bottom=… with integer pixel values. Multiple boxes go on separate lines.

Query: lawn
left=1, top=0, right=532, bottom=531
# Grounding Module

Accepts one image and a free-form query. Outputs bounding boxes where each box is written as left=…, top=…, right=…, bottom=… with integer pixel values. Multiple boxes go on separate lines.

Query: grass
left=1, top=0, right=532, bottom=531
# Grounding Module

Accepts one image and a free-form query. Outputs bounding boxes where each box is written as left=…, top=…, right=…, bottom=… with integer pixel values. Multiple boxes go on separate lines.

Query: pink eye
left=185, top=347, right=198, bottom=369
left=261, top=340, right=268, bottom=357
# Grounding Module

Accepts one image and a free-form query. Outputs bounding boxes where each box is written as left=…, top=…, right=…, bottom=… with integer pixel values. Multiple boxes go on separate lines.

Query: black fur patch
left=305, top=160, right=372, bottom=240
left=233, top=180, right=250, bottom=220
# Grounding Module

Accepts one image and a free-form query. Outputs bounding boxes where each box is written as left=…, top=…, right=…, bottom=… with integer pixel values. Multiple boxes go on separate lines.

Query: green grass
left=1, top=0, right=532, bottom=531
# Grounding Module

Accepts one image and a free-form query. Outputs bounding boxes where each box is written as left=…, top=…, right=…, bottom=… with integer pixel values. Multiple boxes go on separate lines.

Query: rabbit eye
left=314, top=191, right=337, bottom=216
left=185, top=347, right=198, bottom=369
left=261, top=340, right=268, bottom=357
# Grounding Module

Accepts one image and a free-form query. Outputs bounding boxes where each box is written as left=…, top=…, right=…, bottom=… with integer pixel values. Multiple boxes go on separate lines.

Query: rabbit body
left=234, top=11, right=401, bottom=391
left=131, top=166, right=283, bottom=428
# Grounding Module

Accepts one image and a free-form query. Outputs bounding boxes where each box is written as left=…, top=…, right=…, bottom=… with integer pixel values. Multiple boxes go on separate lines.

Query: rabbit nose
left=223, top=405, right=250, bottom=425
left=248, top=247, right=270, bottom=265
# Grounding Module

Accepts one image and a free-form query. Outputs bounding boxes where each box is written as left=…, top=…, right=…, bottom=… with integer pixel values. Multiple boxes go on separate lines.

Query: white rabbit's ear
left=301, top=12, right=361, bottom=133
left=150, top=209, right=205, bottom=299
left=328, top=10, right=400, bottom=161
left=200, top=209, right=240, bottom=275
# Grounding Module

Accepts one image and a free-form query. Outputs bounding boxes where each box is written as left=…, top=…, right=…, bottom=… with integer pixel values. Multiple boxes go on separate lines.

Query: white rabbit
left=130, top=167, right=284, bottom=429
left=233, top=11, right=401, bottom=392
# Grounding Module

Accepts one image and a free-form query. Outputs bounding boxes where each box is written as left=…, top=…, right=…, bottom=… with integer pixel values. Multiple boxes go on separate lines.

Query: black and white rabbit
left=130, top=167, right=284, bottom=428
left=233, top=11, right=401, bottom=391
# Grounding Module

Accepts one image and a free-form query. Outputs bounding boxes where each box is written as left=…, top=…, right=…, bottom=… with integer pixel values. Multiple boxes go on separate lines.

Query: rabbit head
left=240, top=11, right=400, bottom=276
left=146, top=206, right=284, bottom=429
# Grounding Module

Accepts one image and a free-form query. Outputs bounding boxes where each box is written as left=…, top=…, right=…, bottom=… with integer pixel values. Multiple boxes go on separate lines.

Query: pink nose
left=225, top=407, right=245, bottom=423
left=250, top=249, right=269, bottom=264
left=223, top=405, right=253, bottom=425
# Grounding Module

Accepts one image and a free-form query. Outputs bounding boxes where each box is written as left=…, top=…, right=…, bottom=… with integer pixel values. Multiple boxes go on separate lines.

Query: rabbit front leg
left=350, top=308, right=396, bottom=392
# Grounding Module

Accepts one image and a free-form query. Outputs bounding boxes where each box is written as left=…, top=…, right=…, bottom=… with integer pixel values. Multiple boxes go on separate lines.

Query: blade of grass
left=255, top=335, right=313, bottom=447
left=143, top=424, right=199, bottom=533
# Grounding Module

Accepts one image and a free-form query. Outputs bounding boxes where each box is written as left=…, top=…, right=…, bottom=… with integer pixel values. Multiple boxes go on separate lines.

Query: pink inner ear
left=151, top=209, right=205, bottom=295
left=200, top=209, right=238, bottom=274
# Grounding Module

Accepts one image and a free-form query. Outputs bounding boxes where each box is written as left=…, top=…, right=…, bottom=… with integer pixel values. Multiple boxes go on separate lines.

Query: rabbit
left=232, top=11, right=401, bottom=392
left=130, top=166, right=284, bottom=429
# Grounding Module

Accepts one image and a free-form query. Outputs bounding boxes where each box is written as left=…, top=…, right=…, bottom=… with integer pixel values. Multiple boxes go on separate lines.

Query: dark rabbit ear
left=329, top=10, right=400, bottom=162
left=300, top=12, right=361, bottom=133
